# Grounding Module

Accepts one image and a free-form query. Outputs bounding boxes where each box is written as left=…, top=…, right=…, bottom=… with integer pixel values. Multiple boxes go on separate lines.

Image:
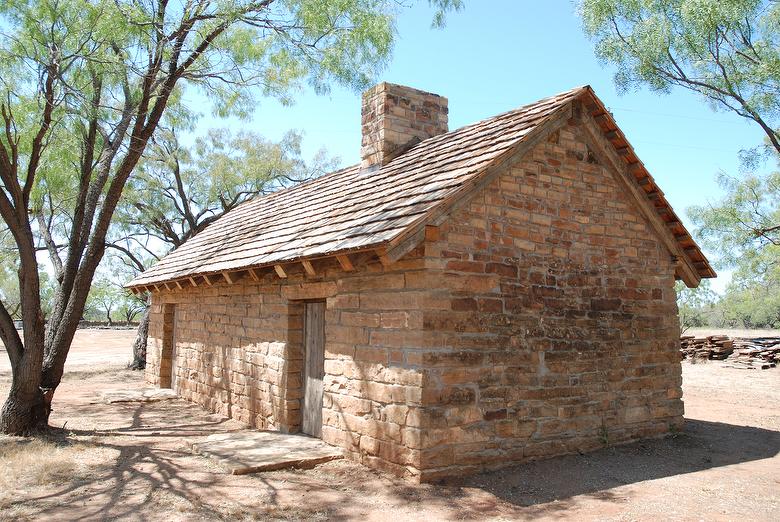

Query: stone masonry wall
left=146, top=252, right=435, bottom=479
left=412, top=114, right=684, bottom=480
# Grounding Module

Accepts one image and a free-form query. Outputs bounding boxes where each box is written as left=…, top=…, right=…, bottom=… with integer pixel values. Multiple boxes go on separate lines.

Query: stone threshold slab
left=193, top=430, right=343, bottom=475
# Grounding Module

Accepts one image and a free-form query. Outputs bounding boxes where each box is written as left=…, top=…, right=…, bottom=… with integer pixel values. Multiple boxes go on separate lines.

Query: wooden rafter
left=336, top=254, right=354, bottom=272
left=301, top=259, right=316, bottom=277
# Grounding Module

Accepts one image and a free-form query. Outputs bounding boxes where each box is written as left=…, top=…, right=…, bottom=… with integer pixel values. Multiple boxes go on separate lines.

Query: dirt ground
left=0, top=331, right=778, bottom=521
left=0, top=328, right=137, bottom=373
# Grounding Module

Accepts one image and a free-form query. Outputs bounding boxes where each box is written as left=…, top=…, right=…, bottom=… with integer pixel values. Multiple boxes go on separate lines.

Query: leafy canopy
left=579, top=0, right=780, bottom=154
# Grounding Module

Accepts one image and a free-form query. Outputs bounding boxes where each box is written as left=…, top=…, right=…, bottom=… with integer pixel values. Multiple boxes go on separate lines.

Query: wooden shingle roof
left=128, top=86, right=714, bottom=289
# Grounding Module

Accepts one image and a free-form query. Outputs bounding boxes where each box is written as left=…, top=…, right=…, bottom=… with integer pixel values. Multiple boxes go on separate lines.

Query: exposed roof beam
left=223, top=272, right=234, bottom=285
left=274, top=264, right=287, bottom=279
left=376, top=248, right=392, bottom=267
left=189, top=277, right=198, bottom=287
left=248, top=268, right=259, bottom=282
left=337, top=254, right=354, bottom=272
left=302, top=259, right=316, bottom=277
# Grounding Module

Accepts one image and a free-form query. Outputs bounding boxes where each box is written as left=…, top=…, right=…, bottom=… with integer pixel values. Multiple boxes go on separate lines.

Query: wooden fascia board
left=579, top=116, right=702, bottom=287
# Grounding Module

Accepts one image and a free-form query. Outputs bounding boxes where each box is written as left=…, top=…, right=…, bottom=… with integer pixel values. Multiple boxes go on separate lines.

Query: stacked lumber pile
left=680, top=335, right=733, bottom=360
left=680, top=336, right=708, bottom=359
left=725, top=337, right=780, bottom=370
left=680, top=335, right=779, bottom=369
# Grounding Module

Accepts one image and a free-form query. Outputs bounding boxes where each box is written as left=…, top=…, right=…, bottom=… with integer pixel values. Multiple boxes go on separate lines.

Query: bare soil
left=0, top=331, right=778, bottom=521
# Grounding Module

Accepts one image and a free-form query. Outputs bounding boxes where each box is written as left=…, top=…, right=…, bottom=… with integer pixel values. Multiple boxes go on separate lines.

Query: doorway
left=302, top=301, right=325, bottom=437
left=161, top=303, right=177, bottom=389
left=169, top=307, right=179, bottom=390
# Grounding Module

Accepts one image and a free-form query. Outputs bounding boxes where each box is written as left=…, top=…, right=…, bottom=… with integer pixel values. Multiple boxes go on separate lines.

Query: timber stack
left=727, top=337, right=780, bottom=369
left=680, top=335, right=779, bottom=369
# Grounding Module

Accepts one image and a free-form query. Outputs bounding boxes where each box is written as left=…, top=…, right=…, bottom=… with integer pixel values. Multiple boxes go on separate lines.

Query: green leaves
left=579, top=0, right=780, bottom=152
left=113, top=125, right=339, bottom=251
left=689, top=170, right=780, bottom=266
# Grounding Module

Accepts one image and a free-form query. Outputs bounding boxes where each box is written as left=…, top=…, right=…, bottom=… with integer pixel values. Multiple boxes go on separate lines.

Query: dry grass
left=0, top=433, right=111, bottom=518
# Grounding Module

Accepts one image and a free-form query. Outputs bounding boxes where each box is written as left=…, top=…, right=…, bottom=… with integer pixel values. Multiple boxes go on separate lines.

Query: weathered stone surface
left=193, top=431, right=343, bottom=475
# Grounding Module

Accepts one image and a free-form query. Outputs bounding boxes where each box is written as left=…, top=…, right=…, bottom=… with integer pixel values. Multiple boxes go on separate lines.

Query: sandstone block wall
left=412, top=114, right=684, bottom=480
left=146, top=253, right=435, bottom=479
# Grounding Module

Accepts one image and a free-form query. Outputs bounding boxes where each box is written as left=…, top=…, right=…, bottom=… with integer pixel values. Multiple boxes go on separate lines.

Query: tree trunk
left=0, top=386, right=49, bottom=435
left=129, top=305, right=150, bottom=370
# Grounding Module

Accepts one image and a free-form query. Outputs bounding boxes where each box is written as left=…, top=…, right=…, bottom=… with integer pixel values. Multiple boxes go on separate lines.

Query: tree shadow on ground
left=4, top=390, right=779, bottom=521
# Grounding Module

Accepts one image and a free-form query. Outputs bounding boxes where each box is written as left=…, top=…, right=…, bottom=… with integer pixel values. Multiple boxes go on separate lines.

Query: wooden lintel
left=274, top=264, right=287, bottom=279
left=174, top=280, right=183, bottom=290
left=202, top=274, right=212, bottom=286
left=301, top=259, right=316, bottom=277
left=189, top=277, right=198, bottom=287
left=336, top=254, right=355, bottom=272
left=223, top=271, right=234, bottom=285
left=248, top=268, right=259, bottom=281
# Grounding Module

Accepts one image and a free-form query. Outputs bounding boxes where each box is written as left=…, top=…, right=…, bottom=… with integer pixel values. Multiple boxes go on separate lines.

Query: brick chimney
left=360, top=82, right=448, bottom=169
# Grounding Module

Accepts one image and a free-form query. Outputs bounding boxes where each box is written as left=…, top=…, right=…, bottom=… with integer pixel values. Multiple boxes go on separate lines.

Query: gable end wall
left=414, top=113, right=684, bottom=479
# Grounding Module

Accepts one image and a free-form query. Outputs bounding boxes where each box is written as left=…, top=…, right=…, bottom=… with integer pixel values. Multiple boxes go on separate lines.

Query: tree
left=689, top=171, right=780, bottom=260
left=110, top=126, right=337, bottom=368
left=687, top=169, right=779, bottom=329
left=579, top=0, right=780, bottom=155
left=0, top=0, right=462, bottom=435
left=675, top=279, right=717, bottom=333
left=84, top=279, right=123, bottom=325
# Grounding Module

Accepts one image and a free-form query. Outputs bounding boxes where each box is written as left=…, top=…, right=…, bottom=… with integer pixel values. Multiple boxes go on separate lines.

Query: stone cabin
left=127, top=83, right=715, bottom=482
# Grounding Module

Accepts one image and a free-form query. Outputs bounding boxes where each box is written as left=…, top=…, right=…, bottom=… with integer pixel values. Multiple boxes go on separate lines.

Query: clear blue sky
left=192, top=1, right=767, bottom=292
